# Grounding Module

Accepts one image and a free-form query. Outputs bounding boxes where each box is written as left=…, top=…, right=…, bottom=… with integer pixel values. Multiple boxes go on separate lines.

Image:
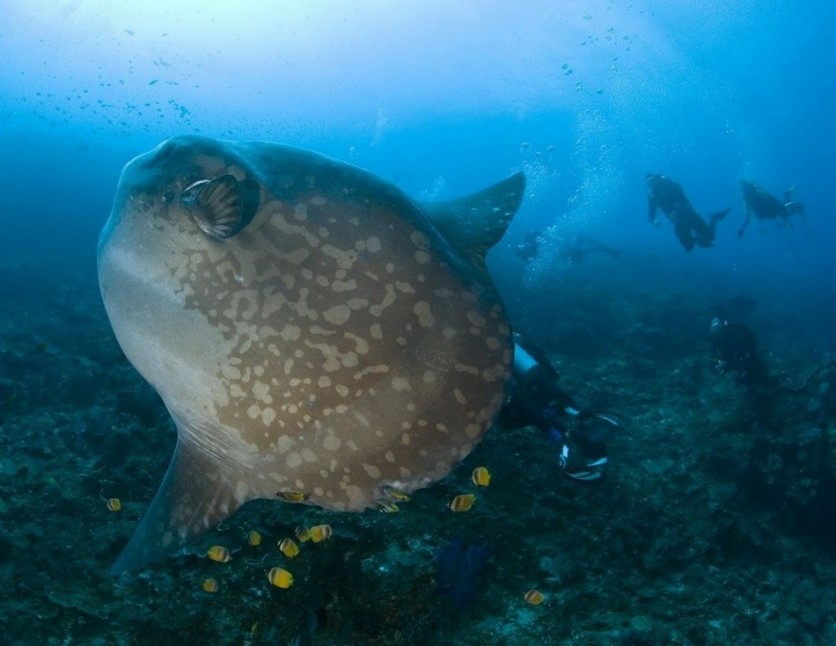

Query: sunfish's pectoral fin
left=420, top=172, right=526, bottom=273
left=109, top=438, right=244, bottom=574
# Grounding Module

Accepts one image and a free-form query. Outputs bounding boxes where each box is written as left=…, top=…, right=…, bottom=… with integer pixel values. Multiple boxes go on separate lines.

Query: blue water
left=1, top=2, right=835, bottom=643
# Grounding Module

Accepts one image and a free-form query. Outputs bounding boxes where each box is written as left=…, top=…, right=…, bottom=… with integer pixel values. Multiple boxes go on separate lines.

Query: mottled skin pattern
left=98, top=136, right=523, bottom=572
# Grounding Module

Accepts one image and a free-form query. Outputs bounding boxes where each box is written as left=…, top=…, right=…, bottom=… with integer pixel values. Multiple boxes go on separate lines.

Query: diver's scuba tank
left=512, top=338, right=542, bottom=385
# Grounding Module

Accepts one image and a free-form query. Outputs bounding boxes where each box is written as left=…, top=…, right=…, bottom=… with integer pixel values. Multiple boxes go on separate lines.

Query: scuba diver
left=513, top=231, right=541, bottom=262
left=646, top=173, right=732, bottom=252
left=710, top=313, right=781, bottom=425
left=566, top=236, right=621, bottom=264
left=737, top=180, right=805, bottom=238
left=513, top=231, right=621, bottom=265
left=710, top=317, right=773, bottom=389
left=498, top=334, right=619, bottom=481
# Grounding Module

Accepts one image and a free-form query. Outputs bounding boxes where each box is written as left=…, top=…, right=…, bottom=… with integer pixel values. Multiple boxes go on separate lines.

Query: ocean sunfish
left=97, top=135, right=525, bottom=573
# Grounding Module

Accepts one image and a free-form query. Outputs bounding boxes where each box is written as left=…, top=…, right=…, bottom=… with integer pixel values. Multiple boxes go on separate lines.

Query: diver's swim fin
left=710, top=207, right=732, bottom=224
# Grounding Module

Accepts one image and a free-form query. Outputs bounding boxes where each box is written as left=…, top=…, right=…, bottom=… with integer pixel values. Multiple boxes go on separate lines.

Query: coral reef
left=1, top=259, right=834, bottom=644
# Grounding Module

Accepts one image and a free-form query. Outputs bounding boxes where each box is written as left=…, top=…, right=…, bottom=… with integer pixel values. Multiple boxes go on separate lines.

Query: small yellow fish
left=381, top=485, right=412, bottom=502
left=449, top=493, right=477, bottom=512
left=295, top=526, right=312, bottom=543
left=278, top=537, right=299, bottom=558
left=202, top=578, right=219, bottom=593
left=524, top=589, right=545, bottom=605
left=207, top=545, right=231, bottom=563
left=309, top=524, right=333, bottom=543
left=248, top=530, right=262, bottom=547
left=276, top=491, right=309, bottom=503
left=471, top=466, right=491, bottom=487
left=378, top=501, right=400, bottom=513
left=106, top=498, right=122, bottom=512
left=267, top=567, right=294, bottom=589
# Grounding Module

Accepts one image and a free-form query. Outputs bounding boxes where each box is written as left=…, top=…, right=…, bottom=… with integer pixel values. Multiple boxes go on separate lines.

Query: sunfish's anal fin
left=420, top=172, right=526, bottom=274
left=109, top=438, right=244, bottom=575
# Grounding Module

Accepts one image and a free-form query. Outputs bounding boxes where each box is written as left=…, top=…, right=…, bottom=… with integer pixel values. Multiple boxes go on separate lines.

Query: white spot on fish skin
left=401, top=433, right=411, bottom=445
left=301, top=448, right=317, bottom=462
left=262, top=408, right=277, bottom=425
left=247, top=404, right=261, bottom=419
left=363, top=463, right=381, bottom=479
left=413, top=301, right=435, bottom=327
left=353, top=364, right=389, bottom=380
left=234, top=481, right=249, bottom=503
left=286, top=452, right=303, bottom=468
left=322, top=244, right=358, bottom=270
left=385, top=451, right=395, bottom=462
left=442, top=327, right=457, bottom=340
left=332, top=279, right=357, bottom=292
left=318, top=375, right=332, bottom=388
left=436, top=423, right=449, bottom=434
left=310, top=196, right=327, bottom=206
left=414, top=250, right=431, bottom=264
left=253, top=381, right=272, bottom=404
left=293, top=203, right=308, bottom=221
left=323, top=435, right=341, bottom=451
left=423, top=370, right=436, bottom=383
left=323, top=304, right=351, bottom=325
left=345, top=332, right=370, bottom=355
left=347, top=297, right=369, bottom=310
left=276, top=436, right=293, bottom=453
left=485, top=336, right=501, bottom=350
left=410, top=231, right=430, bottom=249
left=369, top=284, right=396, bottom=317
left=366, top=236, right=381, bottom=252
left=370, top=323, right=383, bottom=339
left=391, top=377, right=411, bottom=392
left=465, top=423, right=481, bottom=439
left=467, top=311, right=487, bottom=327
left=454, top=389, right=467, bottom=405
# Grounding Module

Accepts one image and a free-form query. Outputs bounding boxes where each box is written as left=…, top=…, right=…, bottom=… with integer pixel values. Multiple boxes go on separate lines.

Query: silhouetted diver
left=646, top=173, right=731, bottom=252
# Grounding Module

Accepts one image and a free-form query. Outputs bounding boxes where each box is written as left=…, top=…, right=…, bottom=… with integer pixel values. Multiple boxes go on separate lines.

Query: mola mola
left=97, top=135, right=525, bottom=573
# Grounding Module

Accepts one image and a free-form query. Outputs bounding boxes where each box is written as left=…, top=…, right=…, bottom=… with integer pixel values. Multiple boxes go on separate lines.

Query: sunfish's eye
left=180, top=175, right=242, bottom=240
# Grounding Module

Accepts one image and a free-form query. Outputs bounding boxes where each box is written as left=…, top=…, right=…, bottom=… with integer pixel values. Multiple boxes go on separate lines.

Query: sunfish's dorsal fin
left=420, top=172, right=526, bottom=273
left=109, top=433, right=246, bottom=574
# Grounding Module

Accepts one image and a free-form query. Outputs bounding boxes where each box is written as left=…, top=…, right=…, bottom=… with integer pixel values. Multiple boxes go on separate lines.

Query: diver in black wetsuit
left=738, top=180, right=805, bottom=238
left=566, top=236, right=621, bottom=264
left=710, top=315, right=781, bottom=425
left=710, top=317, right=773, bottom=389
left=646, top=173, right=732, bottom=252
left=498, top=335, right=619, bottom=481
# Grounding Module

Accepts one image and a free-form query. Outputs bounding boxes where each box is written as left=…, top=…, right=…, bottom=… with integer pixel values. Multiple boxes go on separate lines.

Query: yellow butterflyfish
left=448, top=493, right=477, bottom=512
left=309, top=524, right=333, bottom=543
left=471, top=467, right=491, bottom=487
left=524, top=589, right=545, bottom=605
left=267, top=567, right=294, bottom=589
left=278, top=537, right=299, bottom=558
left=207, top=545, right=231, bottom=563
